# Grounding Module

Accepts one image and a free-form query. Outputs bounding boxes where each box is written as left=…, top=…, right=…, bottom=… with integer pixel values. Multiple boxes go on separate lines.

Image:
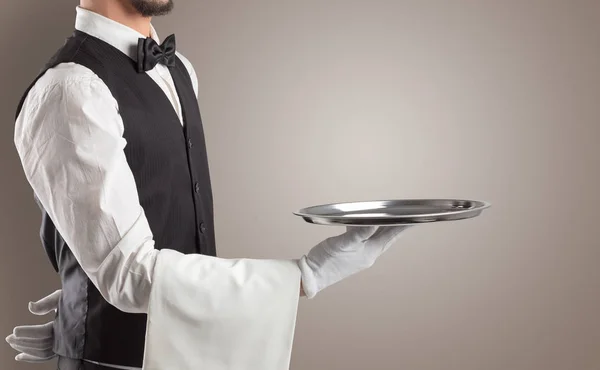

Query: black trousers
left=57, top=357, right=124, bottom=370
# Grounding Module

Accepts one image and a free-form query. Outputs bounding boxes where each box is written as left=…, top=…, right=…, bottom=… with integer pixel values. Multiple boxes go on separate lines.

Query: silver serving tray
left=294, top=199, right=491, bottom=226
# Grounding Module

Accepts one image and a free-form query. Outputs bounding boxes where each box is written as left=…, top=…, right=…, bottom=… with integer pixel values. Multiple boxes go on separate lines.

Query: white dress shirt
left=14, top=7, right=195, bottom=370
left=15, top=6, right=200, bottom=312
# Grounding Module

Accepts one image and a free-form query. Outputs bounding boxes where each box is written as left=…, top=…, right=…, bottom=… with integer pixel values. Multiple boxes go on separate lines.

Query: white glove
left=5, top=289, right=61, bottom=362
left=299, top=225, right=410, bottom=298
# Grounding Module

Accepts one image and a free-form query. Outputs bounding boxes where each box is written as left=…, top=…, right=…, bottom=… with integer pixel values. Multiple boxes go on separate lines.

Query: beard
left=128, top=0, right=174, bottom=17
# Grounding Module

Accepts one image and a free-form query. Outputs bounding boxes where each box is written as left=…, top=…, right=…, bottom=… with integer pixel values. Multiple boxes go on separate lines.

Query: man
left=7, top=0, right=409, bottom=369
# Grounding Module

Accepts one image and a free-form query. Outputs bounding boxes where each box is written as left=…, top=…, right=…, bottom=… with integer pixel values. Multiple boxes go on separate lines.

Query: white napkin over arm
left=143, top=249, right=301, bottom=370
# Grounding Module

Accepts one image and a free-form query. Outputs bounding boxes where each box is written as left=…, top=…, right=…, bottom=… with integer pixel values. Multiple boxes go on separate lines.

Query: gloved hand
left=5, top=289, right=61, bottom=362
left=299, top=225, right=410, bottom=298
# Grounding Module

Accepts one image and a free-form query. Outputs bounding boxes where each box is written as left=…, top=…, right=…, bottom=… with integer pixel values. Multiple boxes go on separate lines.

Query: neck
left=80, top=0, right=151, bottom=36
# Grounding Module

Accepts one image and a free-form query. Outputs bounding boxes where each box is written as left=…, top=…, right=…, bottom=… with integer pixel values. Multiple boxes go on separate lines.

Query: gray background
left=2, top=0, right=599, bottom=369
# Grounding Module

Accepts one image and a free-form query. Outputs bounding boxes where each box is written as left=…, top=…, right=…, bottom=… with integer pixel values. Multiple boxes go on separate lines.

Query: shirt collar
left=74, top=6, right=160, bottom=62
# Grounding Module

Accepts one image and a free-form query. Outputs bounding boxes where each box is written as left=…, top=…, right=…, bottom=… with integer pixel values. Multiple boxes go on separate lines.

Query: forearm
left=92, top=210, right=158, bottom=312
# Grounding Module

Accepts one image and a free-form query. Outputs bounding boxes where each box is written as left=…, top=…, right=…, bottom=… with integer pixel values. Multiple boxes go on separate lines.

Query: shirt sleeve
left=176, top=51, right=199, bottom=99
left=14, top=62, right=158, bottom=314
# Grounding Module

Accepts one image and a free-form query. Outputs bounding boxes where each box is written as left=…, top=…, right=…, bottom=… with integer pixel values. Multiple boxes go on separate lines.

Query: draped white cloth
left=143, top=249, right=301, bottom=370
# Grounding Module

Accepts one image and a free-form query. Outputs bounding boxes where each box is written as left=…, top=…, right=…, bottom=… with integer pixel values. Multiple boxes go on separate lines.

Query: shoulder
left=176, top=51, right=199, bottom=98
left=16, top=62, right=120, bottom=144
left=21, top=62, right=116, bottom=112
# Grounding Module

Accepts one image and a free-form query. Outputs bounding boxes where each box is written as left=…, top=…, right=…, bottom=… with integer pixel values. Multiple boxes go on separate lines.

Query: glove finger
left=12, top=321, right=53, bottom=338
left=6, top=334, right=53, bottom=349
left=368, top=225, right=410, bottom=248
left=8, top=344, right=54, bottom=359
left=345, top=226, right=378, bottom=242
left=15, top=352, right=56, bottom=363
left=29, top=290, right=61, bottom=315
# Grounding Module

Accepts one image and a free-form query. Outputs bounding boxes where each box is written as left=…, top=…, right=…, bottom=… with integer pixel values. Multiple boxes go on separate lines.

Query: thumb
left=29, top=290, right=61, bottom=316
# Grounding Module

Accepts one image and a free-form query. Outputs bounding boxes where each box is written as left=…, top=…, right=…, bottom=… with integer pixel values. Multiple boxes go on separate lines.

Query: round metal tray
left=294, top=199, right=491, bottom=226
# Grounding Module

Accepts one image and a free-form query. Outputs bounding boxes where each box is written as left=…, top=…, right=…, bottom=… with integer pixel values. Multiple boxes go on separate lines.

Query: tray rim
left=293, top=198, right=492, bottom=220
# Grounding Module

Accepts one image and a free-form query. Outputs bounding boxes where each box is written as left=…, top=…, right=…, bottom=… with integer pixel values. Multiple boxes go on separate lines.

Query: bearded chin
left=128, top=0, right=174, bottom=17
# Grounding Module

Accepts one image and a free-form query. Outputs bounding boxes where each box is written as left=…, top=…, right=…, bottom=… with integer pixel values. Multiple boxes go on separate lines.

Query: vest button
left=194, top=182, right=200, bottom=193
left=199, top=222, right=206, bottom=234
left=187, top=138, right=193, bottom=148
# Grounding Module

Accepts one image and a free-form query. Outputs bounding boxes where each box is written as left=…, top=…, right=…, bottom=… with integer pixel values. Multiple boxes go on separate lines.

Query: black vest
left=16, top=30, right=216, bottom=367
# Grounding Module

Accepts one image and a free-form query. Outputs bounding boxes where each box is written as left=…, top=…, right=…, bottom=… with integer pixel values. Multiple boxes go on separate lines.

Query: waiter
left=7, top=1, right=409, bottom=369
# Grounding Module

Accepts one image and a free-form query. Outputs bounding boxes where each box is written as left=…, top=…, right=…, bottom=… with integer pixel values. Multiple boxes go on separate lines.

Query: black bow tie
left=137, top=34, right=176, bottom=73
